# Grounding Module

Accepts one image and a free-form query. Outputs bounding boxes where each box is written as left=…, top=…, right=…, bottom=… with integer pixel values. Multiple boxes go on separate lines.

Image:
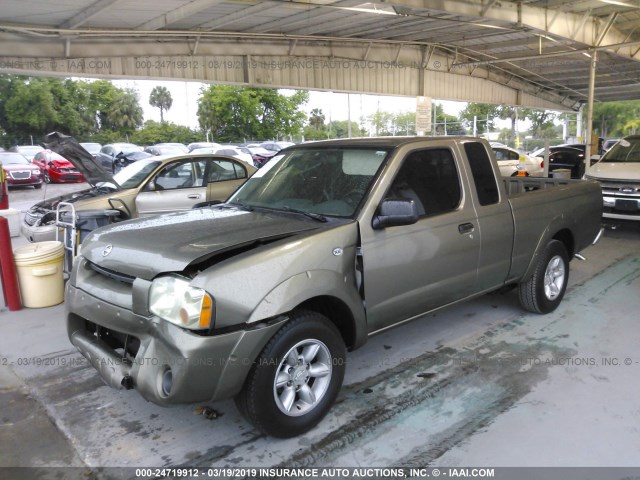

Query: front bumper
left=66, top=271, right=287, bottom=405
left=21, top=220, right=58, bottom=243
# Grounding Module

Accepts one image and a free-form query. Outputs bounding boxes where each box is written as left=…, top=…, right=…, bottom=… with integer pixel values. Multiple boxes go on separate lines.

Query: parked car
left=22, top=133, right=256, bottom=243
left=491, top=145, right=543, bottom=177
left=602, top=138, right=620, bottom=152
left=96, top=143, right=143, bottom=172
left=247, top=146, right=278, bottom=168
left=112, top=150, right=154, bottom=173
left=79, top=142, right=102, bottom=157
left=191, top=146, right=254, bottom=167
left=586, top=135, right=640, bottom=222
left=33, top=150, right=85, bottom=183
left=259, top=141, right=295, bottom=153
left=187, top=142, right=220, bottom=152
left=64, top=137, right=602, bottom=438
left=0, top=152, right=43, bottom=189
left=532, top=145, right=586, bottom=179
left=9, top=145, right=45, bottom=162
left=144, top=144, right=188, bottom=155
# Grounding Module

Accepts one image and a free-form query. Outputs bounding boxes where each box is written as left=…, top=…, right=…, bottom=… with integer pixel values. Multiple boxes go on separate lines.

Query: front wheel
left=518, top=239, right=569, bottom=314
left=235, top=310, right=346, bottom=438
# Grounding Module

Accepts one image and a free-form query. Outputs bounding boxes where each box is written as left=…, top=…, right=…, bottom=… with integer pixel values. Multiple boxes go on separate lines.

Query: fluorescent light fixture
left=339, top=3, right=397, bottom=15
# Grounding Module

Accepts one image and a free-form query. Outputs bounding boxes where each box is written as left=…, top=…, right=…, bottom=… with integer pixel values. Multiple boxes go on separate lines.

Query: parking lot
left=1, top=185, right=640, bottom=471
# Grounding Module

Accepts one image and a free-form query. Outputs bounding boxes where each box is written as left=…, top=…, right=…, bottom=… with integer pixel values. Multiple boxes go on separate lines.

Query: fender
left=520, top=214, right=571, bottom=282
left=248, top=269, right=368, bottom=348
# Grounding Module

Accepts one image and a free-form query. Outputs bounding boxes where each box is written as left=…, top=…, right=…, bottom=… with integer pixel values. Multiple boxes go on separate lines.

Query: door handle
left=458, top=222, right=474, bottom=234
left=187, top=194, right=201, bottom=199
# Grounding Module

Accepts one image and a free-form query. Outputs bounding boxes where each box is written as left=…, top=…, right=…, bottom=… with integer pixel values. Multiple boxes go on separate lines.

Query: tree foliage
left=0, top=75, right=146, bottom=147
left=459, top=103, right=499, bottom=134
left=197, top=86, right=308, bottom=142
left=149, top=86, right=173, bottom=122
left=592, top=100, right=640, bottom=137
left=131, top=120, right=200, bottom=146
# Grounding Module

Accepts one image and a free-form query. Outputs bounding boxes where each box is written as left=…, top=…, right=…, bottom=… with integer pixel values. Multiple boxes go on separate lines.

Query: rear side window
left=465, top=142, right=499, bottom=206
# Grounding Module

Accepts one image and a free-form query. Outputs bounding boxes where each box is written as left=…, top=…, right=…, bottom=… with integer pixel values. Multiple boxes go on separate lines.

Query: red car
left=0, top=152, right=43, bottom=189
left=33, top=150, right=85, bottom=183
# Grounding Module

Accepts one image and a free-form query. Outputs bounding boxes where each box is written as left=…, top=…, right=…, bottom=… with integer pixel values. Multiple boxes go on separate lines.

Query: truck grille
left=88, top=261, right=136, bottom=284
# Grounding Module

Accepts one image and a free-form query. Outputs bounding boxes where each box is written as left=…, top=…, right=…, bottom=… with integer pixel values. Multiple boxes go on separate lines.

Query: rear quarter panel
left=507, top=179, right=602, bottom=282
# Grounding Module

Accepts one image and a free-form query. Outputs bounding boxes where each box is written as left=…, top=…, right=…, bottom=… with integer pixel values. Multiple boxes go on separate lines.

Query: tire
left=235, top=310, right=346, bottom=438
left=518, top=240, right=569, bottom=314
left=34, top=183, right=43, bottom=189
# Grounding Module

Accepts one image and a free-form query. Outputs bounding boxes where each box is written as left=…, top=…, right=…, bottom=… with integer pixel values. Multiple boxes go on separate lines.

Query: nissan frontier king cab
left=63, top=136, right=603, bottom=438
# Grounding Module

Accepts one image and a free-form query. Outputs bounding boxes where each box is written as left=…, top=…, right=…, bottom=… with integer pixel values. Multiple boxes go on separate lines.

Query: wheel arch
left=552, top=228, right=574, bottom=259
left=296, top=296, right=359, bottom=350
left=522, top=226, right=575, bottom=282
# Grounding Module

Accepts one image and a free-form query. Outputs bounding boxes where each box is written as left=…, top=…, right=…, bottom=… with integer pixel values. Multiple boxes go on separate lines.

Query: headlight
left=33, top=168, right=41, bottom=175
left=149, top=275, right=213, bottom=330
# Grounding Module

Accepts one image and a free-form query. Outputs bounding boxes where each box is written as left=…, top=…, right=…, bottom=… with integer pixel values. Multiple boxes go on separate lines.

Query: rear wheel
left=519, top=240, right=569, bottom=313
left=235, top=310, right=346, bottom=438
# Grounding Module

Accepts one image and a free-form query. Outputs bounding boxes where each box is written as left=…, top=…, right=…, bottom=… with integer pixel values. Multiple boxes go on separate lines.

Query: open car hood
left=44, top=132, right=120, bottom=189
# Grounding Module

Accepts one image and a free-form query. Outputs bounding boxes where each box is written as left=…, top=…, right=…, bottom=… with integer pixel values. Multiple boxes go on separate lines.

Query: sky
left=112, top=79, right=468, bottom=132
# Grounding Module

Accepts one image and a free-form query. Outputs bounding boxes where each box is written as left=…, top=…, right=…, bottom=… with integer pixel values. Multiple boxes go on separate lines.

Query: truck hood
left=82, top=206, right=326, bottom=280
left=589, top=162, right=640, bottom=181
left=44, top=132, right=119, bottom=189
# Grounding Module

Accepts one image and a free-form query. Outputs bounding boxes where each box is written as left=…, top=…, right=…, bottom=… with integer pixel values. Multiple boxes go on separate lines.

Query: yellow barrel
left=13, top=241, right=65, bottom=308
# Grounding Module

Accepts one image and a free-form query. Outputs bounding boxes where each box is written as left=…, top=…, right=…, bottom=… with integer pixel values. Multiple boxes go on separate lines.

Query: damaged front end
left=22, top=132, right=122, bottom=242
left=22, top=186, right=120, bottom=243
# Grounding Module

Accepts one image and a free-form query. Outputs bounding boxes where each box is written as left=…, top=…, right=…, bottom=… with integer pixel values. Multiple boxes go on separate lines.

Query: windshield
left=1, top=154, right=30, bottom=165
left=18, top=146, right=43, bottom=155
left=80, top=143, right=101, bottom=154
left=600, top=138, right=640, bottom=163
left=229, top=147, right=389, bottom=218
left=113, top=158, right=162, bottom=189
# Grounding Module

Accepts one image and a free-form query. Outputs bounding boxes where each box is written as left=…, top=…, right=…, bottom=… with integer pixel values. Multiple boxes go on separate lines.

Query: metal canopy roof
left=0, top=0, right=639, bottom=110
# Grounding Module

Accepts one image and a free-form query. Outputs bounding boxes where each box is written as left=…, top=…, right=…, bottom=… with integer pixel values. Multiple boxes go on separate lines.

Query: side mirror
left=372, top=198, right=419, bottom=229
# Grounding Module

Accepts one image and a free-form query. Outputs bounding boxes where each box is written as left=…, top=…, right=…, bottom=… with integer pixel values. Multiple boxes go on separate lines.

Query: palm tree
left=107, top=89, right=143, bottom=135
left=149, top=86, right=173, bottom=122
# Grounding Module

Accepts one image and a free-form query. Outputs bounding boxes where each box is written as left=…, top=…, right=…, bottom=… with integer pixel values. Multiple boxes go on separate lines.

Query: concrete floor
left=1, top=192, right=640, bottom=473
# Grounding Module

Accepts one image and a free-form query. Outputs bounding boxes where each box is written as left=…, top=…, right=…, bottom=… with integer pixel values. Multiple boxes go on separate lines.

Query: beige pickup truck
left=64, top=136, right=602, bottom=438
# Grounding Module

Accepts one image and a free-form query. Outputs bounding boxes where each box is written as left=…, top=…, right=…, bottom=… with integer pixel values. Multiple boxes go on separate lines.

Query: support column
left=585, top=50, right=598, bottom=168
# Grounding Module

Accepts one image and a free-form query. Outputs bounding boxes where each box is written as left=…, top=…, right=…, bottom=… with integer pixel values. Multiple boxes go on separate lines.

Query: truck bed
left=504, top=177, right=603, bottom=283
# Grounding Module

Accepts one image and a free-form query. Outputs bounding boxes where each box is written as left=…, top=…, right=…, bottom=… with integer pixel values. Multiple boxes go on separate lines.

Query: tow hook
left=574, top=253, right=586, bottom=261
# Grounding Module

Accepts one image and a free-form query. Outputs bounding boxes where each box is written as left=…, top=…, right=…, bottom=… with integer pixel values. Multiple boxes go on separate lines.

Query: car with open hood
left=22, top=133, right=255, bottom=242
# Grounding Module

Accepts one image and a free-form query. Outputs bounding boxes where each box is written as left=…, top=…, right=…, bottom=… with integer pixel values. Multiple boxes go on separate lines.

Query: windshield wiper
left=227, top=201, right=254, bottom=211
left=281, top=206, right=328, bottom=223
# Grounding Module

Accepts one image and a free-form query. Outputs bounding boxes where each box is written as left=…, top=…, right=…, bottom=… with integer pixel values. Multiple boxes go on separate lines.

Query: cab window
left=386, top=149, right=461, bottom=217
